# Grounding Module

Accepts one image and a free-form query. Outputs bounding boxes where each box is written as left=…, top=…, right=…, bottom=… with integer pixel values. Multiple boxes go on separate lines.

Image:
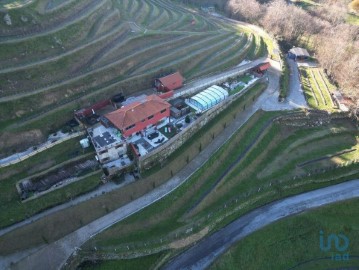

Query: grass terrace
left=0, top=137, right=95, bottom=228
left=66, top=109, right=359, bottom=268
left=299, top=67, right=338, bottom=111
left=211, top=198, right=359, bottom=270
left=0, top=0, right=268, bottom=140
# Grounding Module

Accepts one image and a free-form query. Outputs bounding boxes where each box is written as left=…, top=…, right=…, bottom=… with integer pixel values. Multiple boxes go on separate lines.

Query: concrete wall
left=139, top=78, right=266, bottom=171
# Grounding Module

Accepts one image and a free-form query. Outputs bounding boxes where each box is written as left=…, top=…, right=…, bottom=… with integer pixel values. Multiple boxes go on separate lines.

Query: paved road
left=163, top=179, right=359, bottom=270
left=287, top=57, right=308, bottom=108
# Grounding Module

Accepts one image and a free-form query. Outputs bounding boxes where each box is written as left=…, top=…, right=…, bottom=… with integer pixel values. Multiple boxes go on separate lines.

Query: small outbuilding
left=254, top=62, right=271, bottom=74
left=288, top=47, right=310, bottom=61
left=155, top=72, right=184, bottom=92
left=80, top=138, right=90, bottom=148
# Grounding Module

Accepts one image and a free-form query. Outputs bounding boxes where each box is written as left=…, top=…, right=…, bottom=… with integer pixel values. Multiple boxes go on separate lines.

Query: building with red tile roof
left=104, top=95, right=170, bottom=137
left=155, top=72, right=184, bottom=92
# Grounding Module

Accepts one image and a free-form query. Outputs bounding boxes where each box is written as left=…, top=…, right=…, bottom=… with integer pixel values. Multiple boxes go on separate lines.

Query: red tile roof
left=258, top=62, right=271, bottom=71
left=157, top=72, right=184, bottom=90
left=105, top=95, right=170, bottom=130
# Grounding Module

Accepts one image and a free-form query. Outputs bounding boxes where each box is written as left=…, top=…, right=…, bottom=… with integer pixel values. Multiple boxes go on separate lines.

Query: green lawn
left=211, top=198, right=359, bottom=270
left=158, top=125, right=178, bottom=139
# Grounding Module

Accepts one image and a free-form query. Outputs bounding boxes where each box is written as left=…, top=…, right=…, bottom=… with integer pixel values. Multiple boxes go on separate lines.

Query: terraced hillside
left=299, top=67, right=338, bottom=111
left=0, top=0, right=267, bottom=154
left=64, top=110, right=359, bottom=268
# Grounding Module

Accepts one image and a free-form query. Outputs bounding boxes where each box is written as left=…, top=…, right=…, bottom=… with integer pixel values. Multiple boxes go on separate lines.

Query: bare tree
left=260, top=0, right=319, bottom=41
left=226, top=0, right=264, bottom=22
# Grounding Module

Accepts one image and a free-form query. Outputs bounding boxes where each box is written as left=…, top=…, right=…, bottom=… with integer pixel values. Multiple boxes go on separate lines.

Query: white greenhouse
left=186, top=85, right=228, bottom=112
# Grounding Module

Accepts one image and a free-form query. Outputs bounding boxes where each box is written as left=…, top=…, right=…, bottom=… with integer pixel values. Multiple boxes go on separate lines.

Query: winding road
left=163, top=179, right=359, bottom=270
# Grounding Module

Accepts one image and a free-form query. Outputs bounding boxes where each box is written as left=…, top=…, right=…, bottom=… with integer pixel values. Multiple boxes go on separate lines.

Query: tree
left=185, top=115, right=191, bottom=123
left=226, top=0, right=264, bottom=22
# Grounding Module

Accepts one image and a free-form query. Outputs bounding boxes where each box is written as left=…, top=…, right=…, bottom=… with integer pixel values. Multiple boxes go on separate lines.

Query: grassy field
left=66, top=110, right=359, bottom=268
left=299, top=67, right=338, bottom=111
left=0, top=0, right=267, bottom=145
left=211, top=198, right=359, bottom=270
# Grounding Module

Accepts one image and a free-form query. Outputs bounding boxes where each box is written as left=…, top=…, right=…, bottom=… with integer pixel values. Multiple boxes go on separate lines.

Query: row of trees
left=225, top=0, right=358, bottom=102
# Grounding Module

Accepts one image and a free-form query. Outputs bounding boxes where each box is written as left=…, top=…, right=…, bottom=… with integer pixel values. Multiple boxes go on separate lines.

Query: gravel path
left=163, top=179, right=359, bottom=270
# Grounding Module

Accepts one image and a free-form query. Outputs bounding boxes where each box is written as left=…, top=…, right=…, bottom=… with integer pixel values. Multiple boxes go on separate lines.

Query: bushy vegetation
left=226, top=0, right=359, bottom=102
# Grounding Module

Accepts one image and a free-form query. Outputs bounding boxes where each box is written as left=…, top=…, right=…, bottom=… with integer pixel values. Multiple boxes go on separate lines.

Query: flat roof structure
left=289, top=47, right=310, bottom=58
left=88, top=124, right=124, bottom=150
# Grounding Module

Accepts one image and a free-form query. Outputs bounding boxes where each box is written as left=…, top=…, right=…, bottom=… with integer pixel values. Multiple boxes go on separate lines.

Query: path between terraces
left=0, top=56, right=308, bottom=270
left=0, top=0, right=105, bottom=43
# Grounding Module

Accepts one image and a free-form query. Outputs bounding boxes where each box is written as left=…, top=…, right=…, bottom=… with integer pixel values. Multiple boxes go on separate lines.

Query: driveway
left=286, top=58, right=308, bottom=108
left=163, top=179, right=359, bottom=270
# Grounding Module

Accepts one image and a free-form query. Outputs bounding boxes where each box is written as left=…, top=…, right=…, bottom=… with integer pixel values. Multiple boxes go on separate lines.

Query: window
left=99, top=149, right=108, bottom=155
left=115, top=144, right=123, bottom=149
left=160, top=109, right=167, bottom=113
left=126, top=124, right=136, bottom=130
left=148, top=115, right=154, bottom=120
left=102, top=157, right=110, bottom=162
